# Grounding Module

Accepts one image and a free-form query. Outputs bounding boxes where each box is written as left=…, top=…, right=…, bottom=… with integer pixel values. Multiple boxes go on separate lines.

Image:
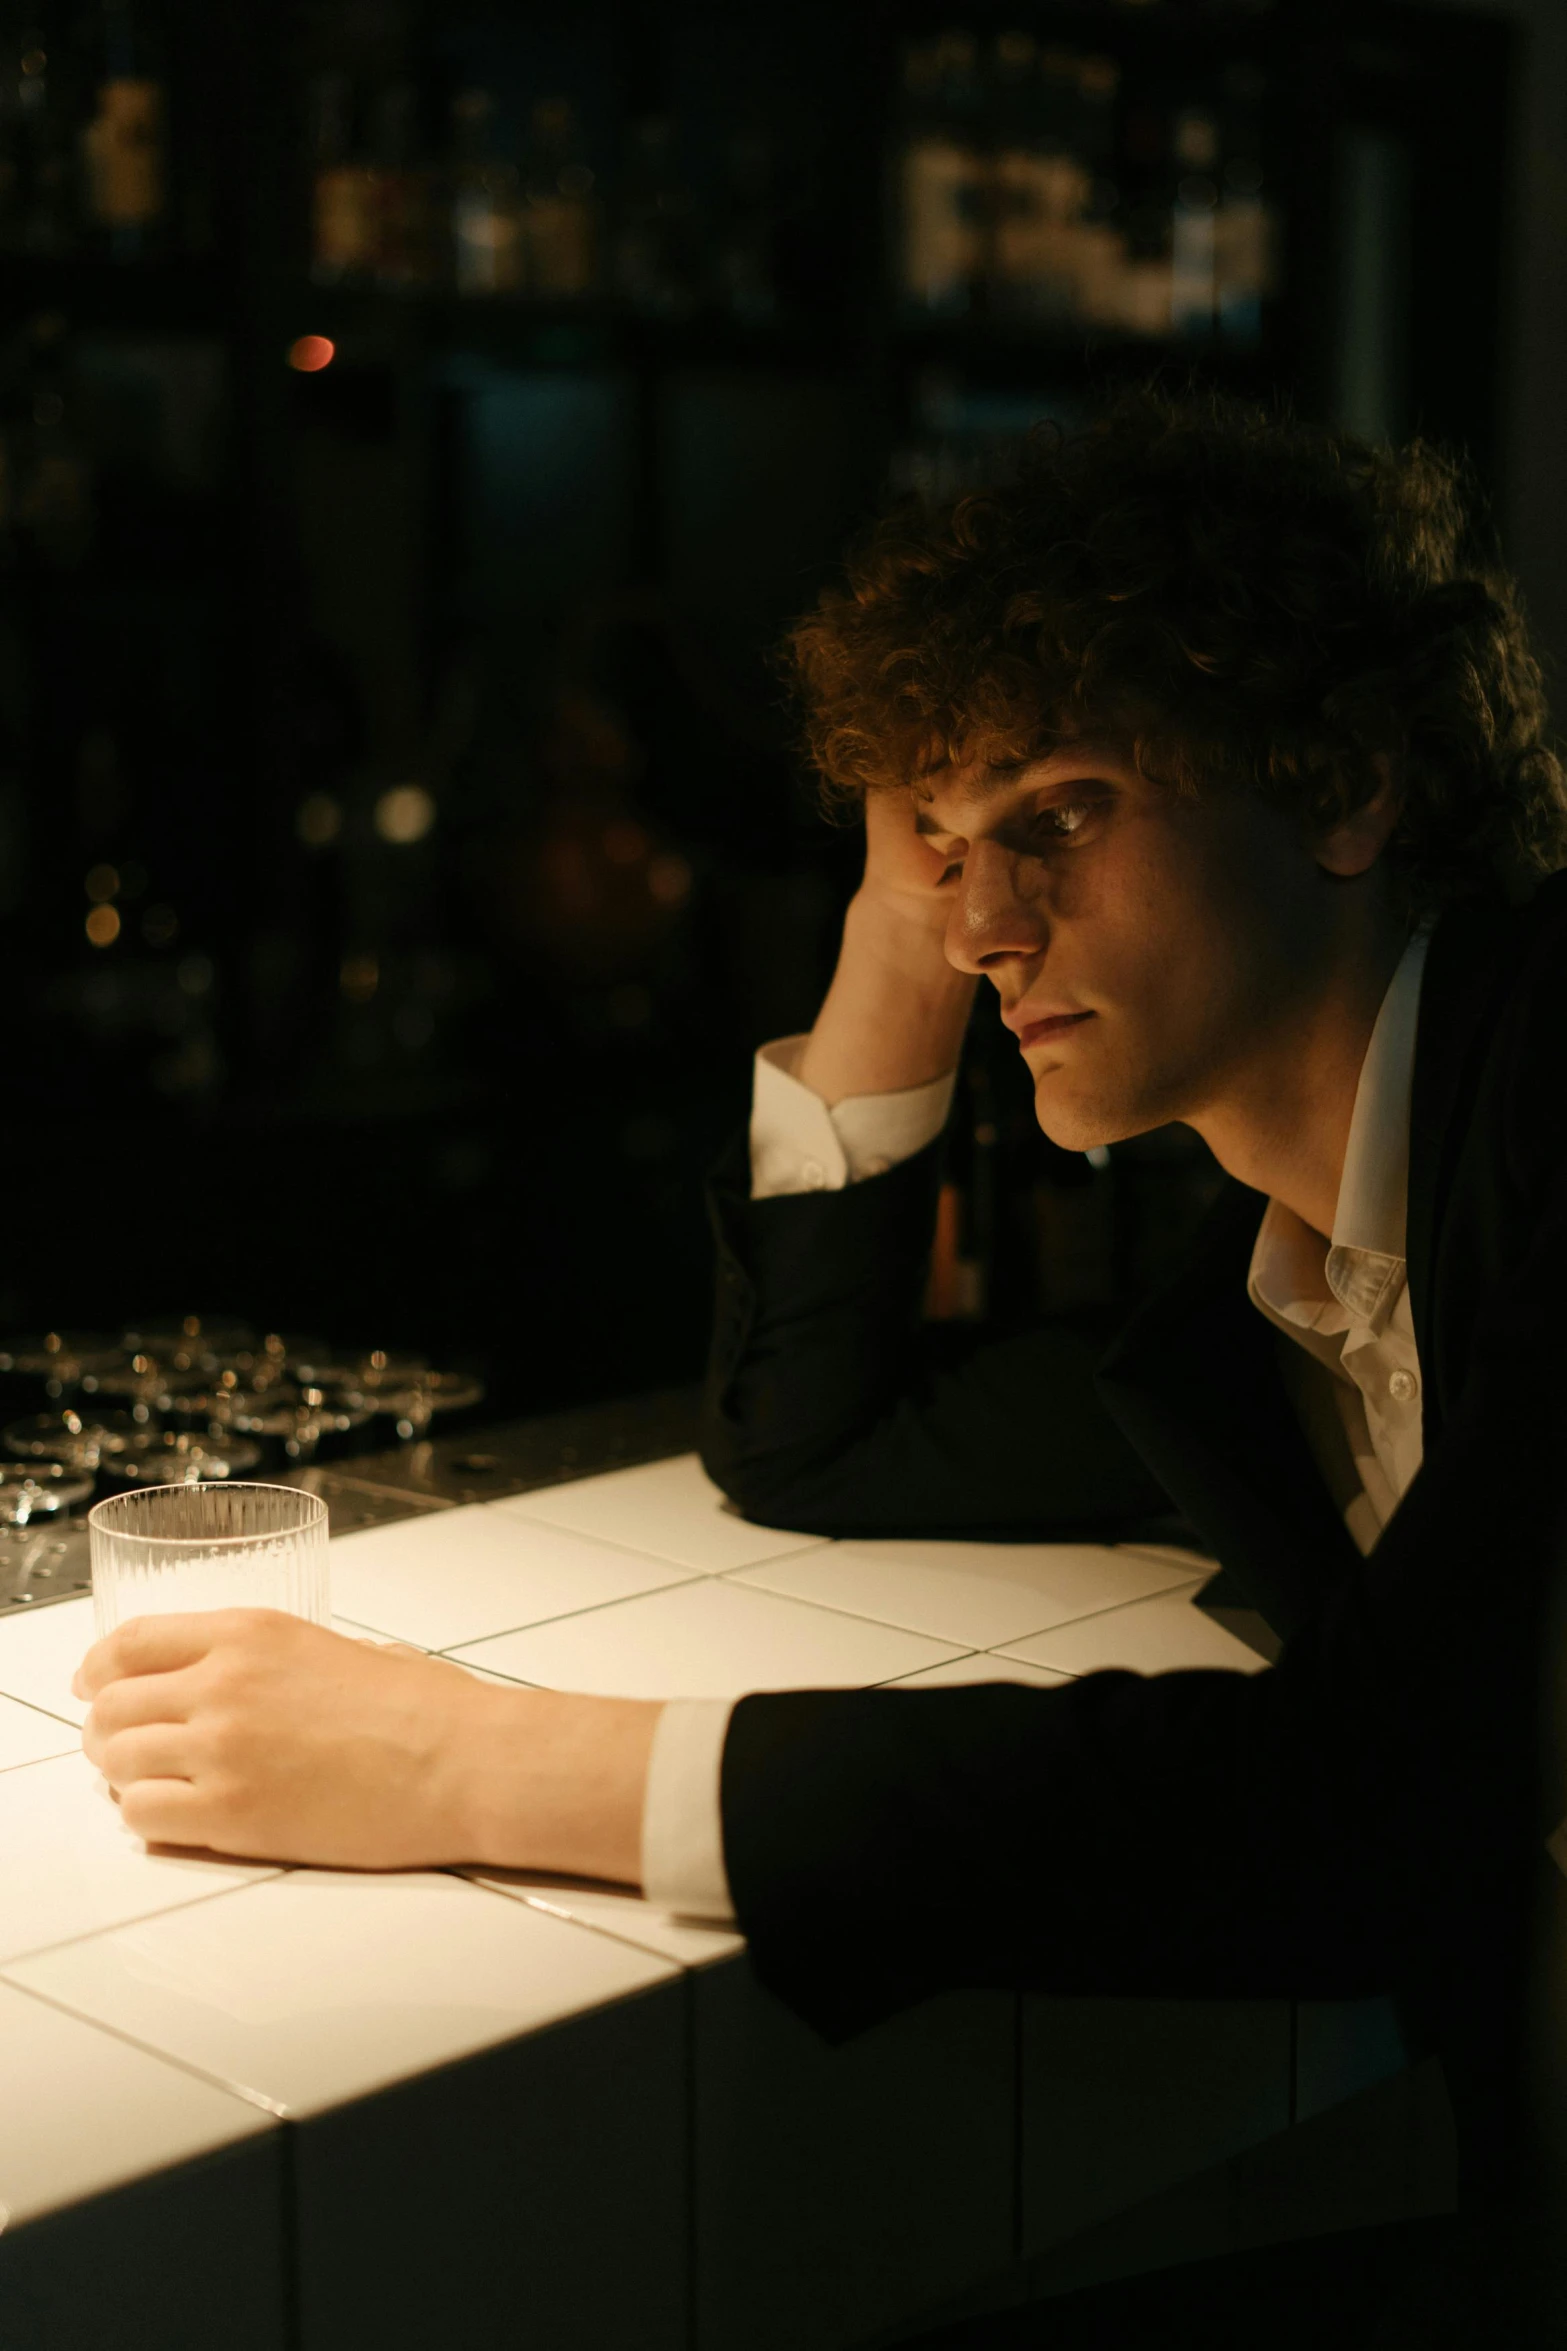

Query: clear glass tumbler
left=88, top=1481, right=330, bottom=1639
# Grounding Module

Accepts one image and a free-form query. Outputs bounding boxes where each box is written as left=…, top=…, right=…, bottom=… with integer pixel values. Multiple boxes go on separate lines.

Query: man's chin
left=1031, top=1079, right=1164, bottom=1157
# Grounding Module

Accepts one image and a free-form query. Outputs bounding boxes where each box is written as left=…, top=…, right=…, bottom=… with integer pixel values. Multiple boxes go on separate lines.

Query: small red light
left=288, top=335, right=335, bottom=374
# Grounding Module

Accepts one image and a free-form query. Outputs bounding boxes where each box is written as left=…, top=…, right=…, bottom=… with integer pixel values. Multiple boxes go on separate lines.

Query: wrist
left=797, top=894, right=976, bottom=1104
left=454, top=1681, right=661, bottom=1885
left=841, top=889, right=974, bottom=1007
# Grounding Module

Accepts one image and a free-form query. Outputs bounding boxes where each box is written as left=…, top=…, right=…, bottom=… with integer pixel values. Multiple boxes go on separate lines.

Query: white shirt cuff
left=748, top=1035, right=957, bottom=1200
left=640, top=1697, right=738, bottom=1923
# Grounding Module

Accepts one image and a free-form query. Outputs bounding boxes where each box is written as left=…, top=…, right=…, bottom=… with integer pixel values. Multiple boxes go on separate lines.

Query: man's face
left=917, top=745, right=1340, bottom=1152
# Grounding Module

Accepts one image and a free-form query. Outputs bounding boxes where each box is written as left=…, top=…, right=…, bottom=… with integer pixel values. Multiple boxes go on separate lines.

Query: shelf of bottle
left=289, top=288, right=1286, bottom=388
left=0, top=258, right=1283, bottom=390
left=281, top=284, right=866, bottom=375
left=889, top=311, right=1280, bottom=378
left=0, top=254, right=233, bottom=332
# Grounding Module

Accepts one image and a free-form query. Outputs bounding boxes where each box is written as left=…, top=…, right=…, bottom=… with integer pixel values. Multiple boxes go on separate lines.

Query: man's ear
left=1313, top=754, right=1403, bottom=879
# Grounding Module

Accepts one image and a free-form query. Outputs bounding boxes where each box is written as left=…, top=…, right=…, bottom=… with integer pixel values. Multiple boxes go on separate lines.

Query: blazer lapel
left=1406, top=879, right=1566, bottom=1449
left=1096, top=1182, right=1360, bottom=1638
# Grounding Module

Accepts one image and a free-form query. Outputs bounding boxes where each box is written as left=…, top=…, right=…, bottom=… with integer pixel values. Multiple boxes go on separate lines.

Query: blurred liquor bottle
left=370, top=81, right=435, bottom=292
left=1115, top=99, right=1175, bottom=338
left=896, top=32, right=986, bottom=318
left=714, top=126, right=783, bottom=326
left=615, top=116, right=700, bottom=318
left=307, top=71, right=377, bottom=286
left=1213, top=66, right=1276, bottom=347
left=520, top=98, right=596, bottom=299
left=0, top=16, right=78, bottom=254
left=0, top=312, right=93, bottom=570
left=1057, top=53, right=1129, bottom=333
left=81, top=0, right=166, bottom=259
left=990, top=36, right=1107, bottom=326
left=448, top=88, right=523, bottom=297
left=1169, top=109, right=1220, bottom=338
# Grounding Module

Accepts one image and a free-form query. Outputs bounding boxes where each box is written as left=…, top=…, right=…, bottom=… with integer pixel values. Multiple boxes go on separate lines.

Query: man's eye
left=1031, top=798, right=1098, bottom=844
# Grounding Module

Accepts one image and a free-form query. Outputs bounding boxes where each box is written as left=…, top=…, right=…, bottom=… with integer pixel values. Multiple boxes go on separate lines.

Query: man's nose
left=943, top=839, right=1047, bottom=978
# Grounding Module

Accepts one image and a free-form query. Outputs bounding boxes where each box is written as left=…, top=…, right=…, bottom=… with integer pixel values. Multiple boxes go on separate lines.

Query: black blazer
left=700, top=874, right=1567, bottom=2180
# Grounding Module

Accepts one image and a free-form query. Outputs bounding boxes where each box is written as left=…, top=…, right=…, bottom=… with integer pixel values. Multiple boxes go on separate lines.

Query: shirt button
left=800, top=1159, right=826, bottom=1190
left=1388, top=1368, right=1419, bottom=1403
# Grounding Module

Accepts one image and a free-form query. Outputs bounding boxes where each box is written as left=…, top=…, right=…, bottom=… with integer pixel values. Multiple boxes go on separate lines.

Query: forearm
left=796, top=892, right=976, bottom=1104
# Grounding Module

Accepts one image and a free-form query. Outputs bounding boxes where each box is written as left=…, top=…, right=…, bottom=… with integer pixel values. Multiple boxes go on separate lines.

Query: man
left=78, top=396, right=1567, bottom=2339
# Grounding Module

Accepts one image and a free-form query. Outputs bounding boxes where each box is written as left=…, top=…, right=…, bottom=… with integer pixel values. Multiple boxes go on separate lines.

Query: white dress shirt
left=1244, top=928, right=1430, bottom=1556
left=640, top=936, right=1434, bottom=1923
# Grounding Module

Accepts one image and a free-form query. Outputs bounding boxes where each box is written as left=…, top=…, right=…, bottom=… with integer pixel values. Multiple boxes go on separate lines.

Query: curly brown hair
left=784, top=390, right=1567, bottom=915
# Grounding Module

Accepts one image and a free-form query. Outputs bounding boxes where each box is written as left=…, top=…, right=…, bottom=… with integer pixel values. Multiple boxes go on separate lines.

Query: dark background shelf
left=0, top=0, right=1546, bottom=1410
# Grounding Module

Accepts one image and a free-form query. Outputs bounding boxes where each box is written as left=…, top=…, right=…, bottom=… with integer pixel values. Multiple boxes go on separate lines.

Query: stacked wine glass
left=0, top=1321, right=484, bottom=1614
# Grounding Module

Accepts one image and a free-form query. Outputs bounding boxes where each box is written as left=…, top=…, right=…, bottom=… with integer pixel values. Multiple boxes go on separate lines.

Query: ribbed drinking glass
left=88, top=1481, right=329, bottom=1639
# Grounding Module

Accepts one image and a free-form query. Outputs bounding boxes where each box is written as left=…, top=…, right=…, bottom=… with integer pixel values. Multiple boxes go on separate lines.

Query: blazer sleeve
left=718, top=1126, right=1567, bottom=2042
left=699, top=1129, right=1169, bottom=1538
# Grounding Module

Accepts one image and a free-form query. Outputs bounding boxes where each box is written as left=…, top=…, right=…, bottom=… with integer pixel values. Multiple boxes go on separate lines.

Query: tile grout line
left=342, top=1476, right=832, bottom=1580
left=0, top=1688, right=87, bottom=1733
left=333, top=1563, right=776, bottom=1658
left=490, top=1504, right=833, bottom=1578
left=0, top=1738, right=86, bottom=1778
left=428, top=1578, right=970, bottom=1669
left=0, top=1971, right=290, bottom=2118
left=877, top=1663, right=1082, bottom=1687
left=337, top=1570, right=717, bottom=1658
left=343, top=1563, right=1208, bottom=1675
left=464, top=1869, right=741, bottom=1974
left=0, top=1869, right=288, bottom=1973
left=980, top=1577, right=1214, bottom=1653
left=333, top=1576, right=702, bottom=1650
left=691, top=1570, right=1212, bottom=1659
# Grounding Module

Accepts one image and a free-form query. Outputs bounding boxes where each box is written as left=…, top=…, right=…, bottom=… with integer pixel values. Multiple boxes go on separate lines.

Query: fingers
left=72, top=1607, right=300, bottom=1700
left=74, top=1612, right=226, bottom=1700
left=93, top=1724, right=194, bottom=1789
left=85, top=1666, right=199, bottom=1739
left=116, top=1777, right=223, bottom=1853
left=864, top=783, right=965, bottom=903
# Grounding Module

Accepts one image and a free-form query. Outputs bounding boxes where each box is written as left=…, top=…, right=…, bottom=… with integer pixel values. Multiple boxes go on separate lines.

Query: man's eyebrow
left=913, top=747, right=1127, bottom=829
left=985, top=743, right=1125, bottom=789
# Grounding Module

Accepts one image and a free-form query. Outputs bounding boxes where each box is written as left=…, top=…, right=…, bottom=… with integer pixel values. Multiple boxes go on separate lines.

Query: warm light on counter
left=288, top=335, right=336, bottom=373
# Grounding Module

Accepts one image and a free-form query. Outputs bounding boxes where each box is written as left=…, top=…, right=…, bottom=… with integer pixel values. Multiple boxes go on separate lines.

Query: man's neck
left=1187, top=923, right=1412, bottom=1242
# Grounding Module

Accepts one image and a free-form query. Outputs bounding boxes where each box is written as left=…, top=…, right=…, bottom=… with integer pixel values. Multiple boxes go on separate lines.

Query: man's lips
left=1008, top=1010, right=1095, bottom=1050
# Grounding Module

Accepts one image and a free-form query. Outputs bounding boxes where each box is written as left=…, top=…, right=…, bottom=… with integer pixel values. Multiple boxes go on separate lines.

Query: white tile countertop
left=328, top=1506, right=703, bottom=1650
left=5, top=1868, right=678, bottom=2121
left=0, top=1450, right=1387, bottom=2351
left=495, top=1450, right=832, bottom=1572
left=0, top=1751, right=279, bottom=1966
left=0, top=1975, right=278, bottom=2225
left=729, top=1533, right=1207, bottom=1652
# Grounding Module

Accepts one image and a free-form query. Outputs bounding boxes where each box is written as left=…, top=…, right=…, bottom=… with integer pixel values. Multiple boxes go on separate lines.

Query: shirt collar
left=1329, top=924, right=1431, bottom=1263
left=1247, top=925, right=1431, bottom=1342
